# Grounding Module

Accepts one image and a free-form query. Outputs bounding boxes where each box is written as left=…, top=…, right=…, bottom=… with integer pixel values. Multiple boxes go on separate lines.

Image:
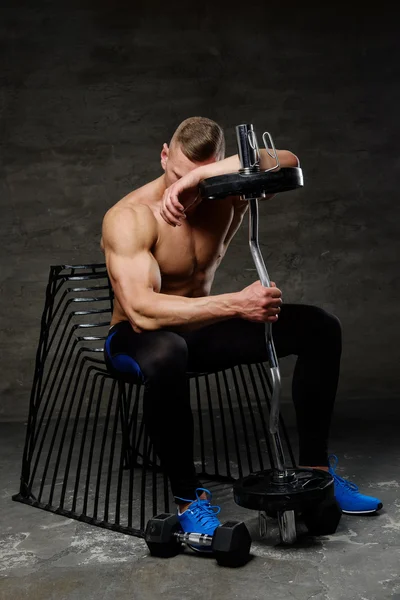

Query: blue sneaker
left=176, top=488, right=221, bottom=552
left=328, top=455, right=383, bottom=515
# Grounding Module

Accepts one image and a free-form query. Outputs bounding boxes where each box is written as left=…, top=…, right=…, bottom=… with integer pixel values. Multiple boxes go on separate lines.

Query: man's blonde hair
left=171, top=117, right=225, bottom=162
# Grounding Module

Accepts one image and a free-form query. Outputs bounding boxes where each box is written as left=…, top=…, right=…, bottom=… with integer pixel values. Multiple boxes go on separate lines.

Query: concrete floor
left=1, top=399, right=400, bottom=600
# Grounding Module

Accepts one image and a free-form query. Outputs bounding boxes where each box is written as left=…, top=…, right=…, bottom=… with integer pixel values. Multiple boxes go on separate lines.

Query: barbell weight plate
left=199, top=167, right=304, bottom=200
left=233, top=468, right=334, bottom=514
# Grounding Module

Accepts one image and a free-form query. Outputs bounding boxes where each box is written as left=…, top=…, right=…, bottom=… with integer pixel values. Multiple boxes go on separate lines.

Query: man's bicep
left=107, top=245, right=161, bottom=292
left=106, top=242, right=162, bottom=315
left=103, top=208, right=161, bottom=313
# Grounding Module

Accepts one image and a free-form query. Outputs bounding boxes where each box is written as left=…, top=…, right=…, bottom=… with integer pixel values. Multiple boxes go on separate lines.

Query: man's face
left=161, top=142, right=217, bottom=187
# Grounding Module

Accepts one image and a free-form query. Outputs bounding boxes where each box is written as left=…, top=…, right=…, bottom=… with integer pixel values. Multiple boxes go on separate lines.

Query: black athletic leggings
left=104, top=304, right=342, bottom=500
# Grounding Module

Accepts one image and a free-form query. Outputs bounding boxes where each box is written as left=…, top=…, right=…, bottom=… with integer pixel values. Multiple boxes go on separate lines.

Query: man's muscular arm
left=161, top=149, right=299, bottom=227
left=198, top=148, right=299, bottom=180
left=103, top=205, right=246, bottom=332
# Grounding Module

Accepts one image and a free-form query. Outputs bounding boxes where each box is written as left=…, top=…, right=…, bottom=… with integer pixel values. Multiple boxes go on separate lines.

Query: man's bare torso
left=103, top=176, right=243, bottom=326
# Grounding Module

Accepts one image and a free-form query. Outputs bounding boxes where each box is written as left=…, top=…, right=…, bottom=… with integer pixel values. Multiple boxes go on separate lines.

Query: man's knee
left=309, top=306, right=342, bottom=347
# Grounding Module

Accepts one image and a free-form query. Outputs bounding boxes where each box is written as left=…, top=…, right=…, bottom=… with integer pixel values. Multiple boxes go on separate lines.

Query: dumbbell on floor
left=145, top=513, right=252, bottom=568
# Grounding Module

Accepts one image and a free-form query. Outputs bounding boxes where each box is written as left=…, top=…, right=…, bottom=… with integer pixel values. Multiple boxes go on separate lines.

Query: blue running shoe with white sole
left=176, top=488, right=221, bottom=552
left=329, top=455, right=383, bottom=515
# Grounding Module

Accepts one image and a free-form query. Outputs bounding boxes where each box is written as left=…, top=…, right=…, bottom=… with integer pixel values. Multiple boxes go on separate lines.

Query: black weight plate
left=302, top=497, right=342, bottom=536
left=199, top=167, right=304, bottom=200
left=145, top=513, right=183, bottom=558
left=213, top=521, right=252, bottom=568
left=233, top=468, right=334, bottom=513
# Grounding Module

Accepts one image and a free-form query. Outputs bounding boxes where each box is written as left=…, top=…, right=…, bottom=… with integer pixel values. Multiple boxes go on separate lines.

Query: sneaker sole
left=342, top=502, right=383, bottom=515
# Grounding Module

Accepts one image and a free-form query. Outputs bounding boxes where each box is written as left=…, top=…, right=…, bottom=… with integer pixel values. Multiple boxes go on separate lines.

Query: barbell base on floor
left=234, top=468, right=342, bottom=539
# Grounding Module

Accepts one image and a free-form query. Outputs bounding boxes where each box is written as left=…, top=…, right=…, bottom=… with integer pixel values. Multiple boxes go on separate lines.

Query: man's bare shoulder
left=114, top=175, right=164, bottom=208
left=102, top=202, right=158, bottom=251
left=104, top=176, right=163, bottom=227
left=104, top=200, right=155, bottom=223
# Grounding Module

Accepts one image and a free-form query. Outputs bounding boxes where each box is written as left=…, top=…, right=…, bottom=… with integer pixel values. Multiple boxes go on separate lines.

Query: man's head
left=161, top=117, right=225, bottom=186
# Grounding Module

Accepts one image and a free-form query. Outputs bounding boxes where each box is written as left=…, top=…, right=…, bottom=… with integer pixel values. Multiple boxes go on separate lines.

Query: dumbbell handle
left=173, top=531, right=213, bottom=547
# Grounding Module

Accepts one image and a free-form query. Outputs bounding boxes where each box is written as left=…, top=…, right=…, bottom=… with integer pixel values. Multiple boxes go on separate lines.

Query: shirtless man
left=102, top=117, right=382, bottom=542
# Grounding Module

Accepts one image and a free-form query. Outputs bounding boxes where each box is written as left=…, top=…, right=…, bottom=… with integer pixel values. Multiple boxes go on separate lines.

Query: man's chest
left=154, top=199, right=235, bottom=279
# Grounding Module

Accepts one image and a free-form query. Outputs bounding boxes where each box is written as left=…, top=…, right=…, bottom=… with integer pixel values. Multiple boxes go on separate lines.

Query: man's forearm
left=197, top=149, right=298, bottom=181
left=129, top=290, right=242, bottom=332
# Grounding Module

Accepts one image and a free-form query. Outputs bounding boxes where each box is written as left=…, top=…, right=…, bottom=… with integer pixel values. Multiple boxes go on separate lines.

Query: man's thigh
left=183, top=304, right=319, bottom=373
left=272, top=303, right=332, bottom=358
left=182, top=318, right=267, bottom=373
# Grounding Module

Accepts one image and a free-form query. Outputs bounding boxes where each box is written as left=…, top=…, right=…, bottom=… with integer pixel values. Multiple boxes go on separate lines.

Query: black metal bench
left=13, top=263, right=295, bottom=538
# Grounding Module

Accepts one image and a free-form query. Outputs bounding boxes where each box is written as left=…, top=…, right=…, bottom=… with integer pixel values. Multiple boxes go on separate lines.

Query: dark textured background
left=1, top=1, right=399, bottom=420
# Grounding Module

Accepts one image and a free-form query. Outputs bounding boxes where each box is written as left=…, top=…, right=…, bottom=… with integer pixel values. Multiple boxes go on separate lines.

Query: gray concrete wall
left=1, top=1, right=399, bottom=420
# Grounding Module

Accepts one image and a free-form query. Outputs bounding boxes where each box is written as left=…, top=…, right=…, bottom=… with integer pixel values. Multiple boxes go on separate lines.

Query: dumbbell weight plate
left=212, top=521, right=252, bottom=568
left=302, top=497, right=342, bottom=536
left=145, top=513, right=183, bottom=558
